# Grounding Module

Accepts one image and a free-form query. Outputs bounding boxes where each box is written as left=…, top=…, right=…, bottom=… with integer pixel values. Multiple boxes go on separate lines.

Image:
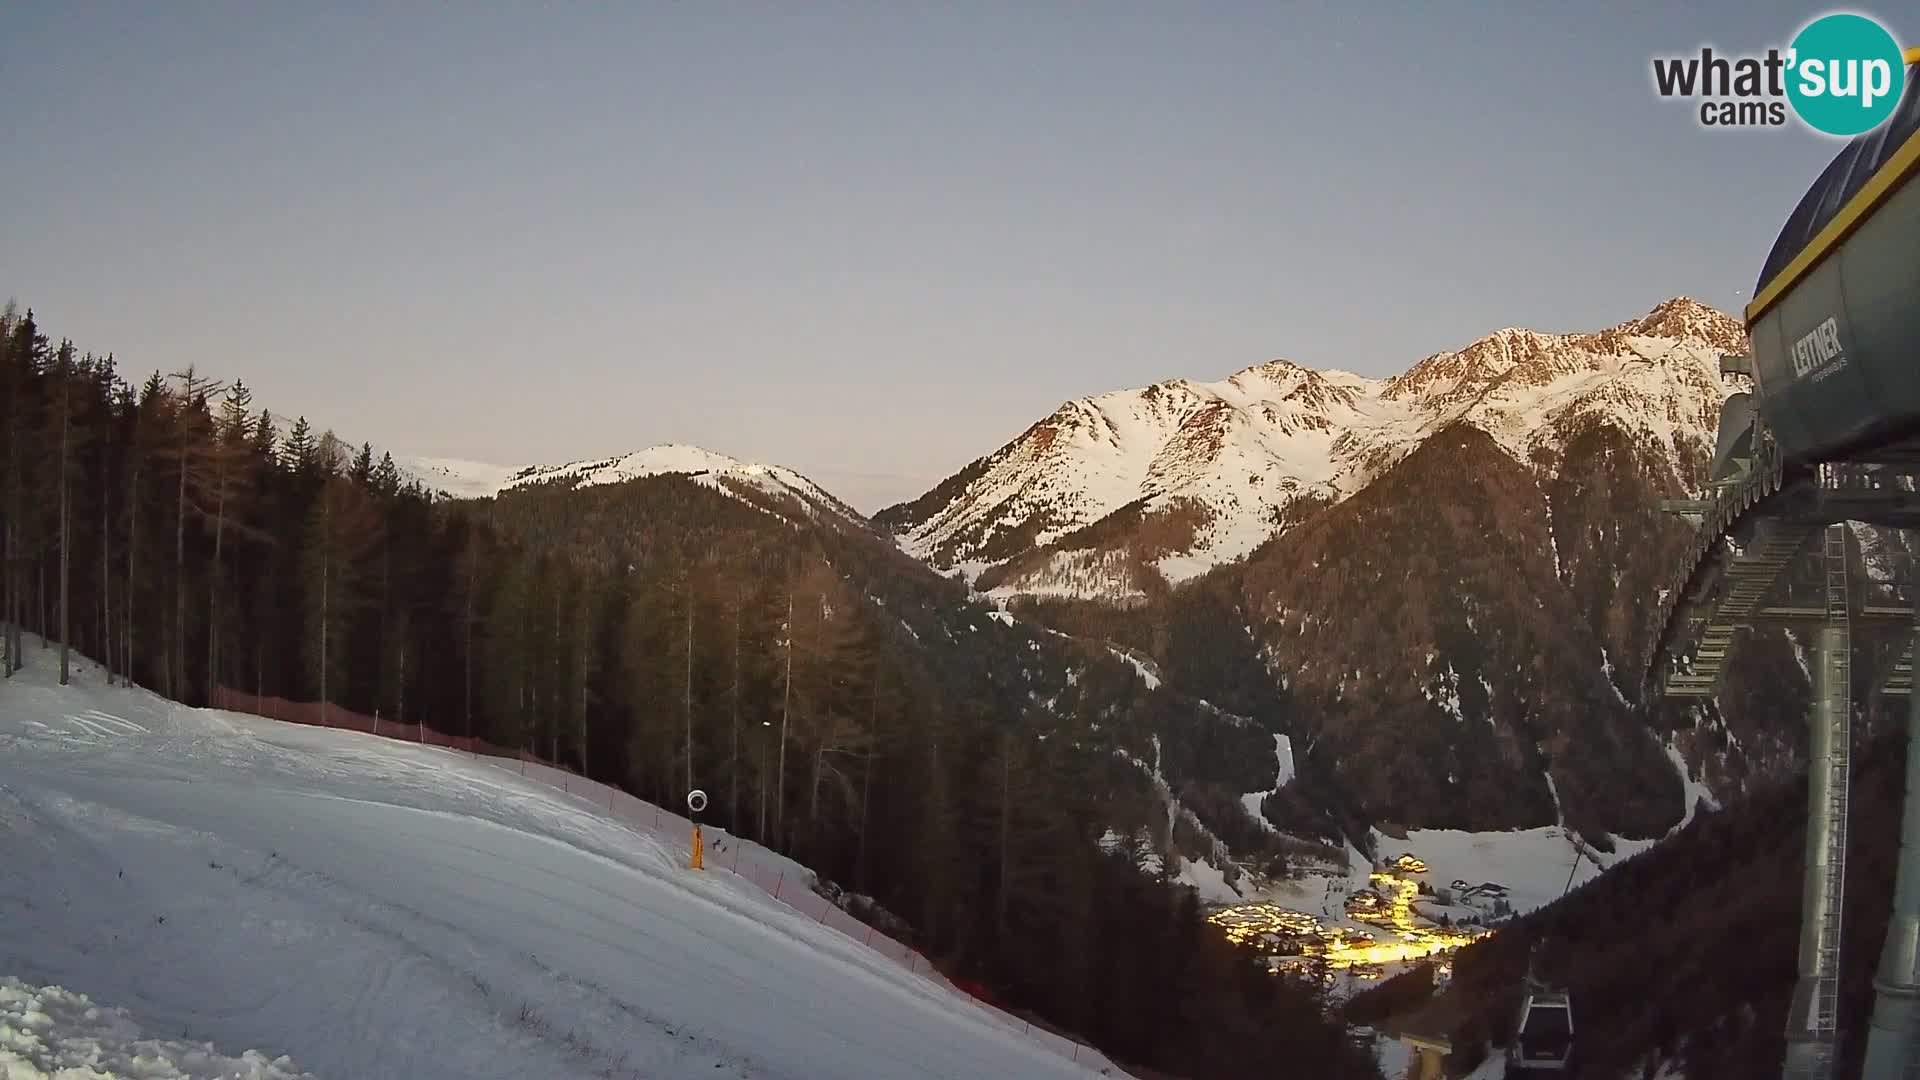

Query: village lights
left=1204, top=856, right=1489, bottom=973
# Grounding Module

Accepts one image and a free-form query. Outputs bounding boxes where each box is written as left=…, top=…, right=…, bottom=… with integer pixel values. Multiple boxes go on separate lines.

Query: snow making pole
left=687, top=789, right=707, bottom=870
left=1863, top=620, right=1920, bottom=1079
left=1785, top=521, right=1854, bottom=1080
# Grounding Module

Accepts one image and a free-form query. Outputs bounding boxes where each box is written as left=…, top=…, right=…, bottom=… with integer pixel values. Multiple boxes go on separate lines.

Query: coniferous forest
left=0, top=305, right=1380, bottom=1080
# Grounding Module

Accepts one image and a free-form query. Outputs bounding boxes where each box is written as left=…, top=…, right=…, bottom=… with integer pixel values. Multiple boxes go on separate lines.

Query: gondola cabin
left=1506, top=989, right=1573, bottom=1074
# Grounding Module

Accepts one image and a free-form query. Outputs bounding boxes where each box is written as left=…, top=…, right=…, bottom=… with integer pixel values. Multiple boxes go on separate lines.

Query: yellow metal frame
left=1746, top=54, right=1920, bottom=326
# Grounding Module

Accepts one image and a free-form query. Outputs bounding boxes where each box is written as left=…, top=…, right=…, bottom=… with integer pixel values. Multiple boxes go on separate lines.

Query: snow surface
left=401, top=456, right=525, bottom=500
left=0, top=975, right=314, bottom=1079
left=0, top=659, right=1117, bottom=1080
left=1372, top=823, right=1656, bottom=917
left=1170, top=856, right=1243, bottom=905
left=1371, top=1031, right=1413, bottom=1080
left=1667, top=740, right=1720, bottom=829
left=1104, top=648, right=1161, bottom=690
left=1238, top=734, right=1294, bottom=831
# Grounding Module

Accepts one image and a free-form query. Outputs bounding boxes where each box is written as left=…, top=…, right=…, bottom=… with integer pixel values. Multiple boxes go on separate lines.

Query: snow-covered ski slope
left=0, top=660, right=1120, bottom=1079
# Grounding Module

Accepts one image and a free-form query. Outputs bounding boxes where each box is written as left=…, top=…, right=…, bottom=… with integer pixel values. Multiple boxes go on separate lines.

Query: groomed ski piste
left=0, top=657, right=1122, bottom=1079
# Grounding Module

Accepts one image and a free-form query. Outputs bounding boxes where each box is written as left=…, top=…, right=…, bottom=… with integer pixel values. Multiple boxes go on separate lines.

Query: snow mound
left=0, top=976, right=313, bottom=1079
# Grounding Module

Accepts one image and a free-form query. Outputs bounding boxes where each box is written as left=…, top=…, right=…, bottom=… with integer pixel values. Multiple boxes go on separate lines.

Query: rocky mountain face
left=882, top=299, right=1856, bottom=842
left=1238, top=420, right=1691, bottom=837
left=878, top=298, right=1746, bottom=606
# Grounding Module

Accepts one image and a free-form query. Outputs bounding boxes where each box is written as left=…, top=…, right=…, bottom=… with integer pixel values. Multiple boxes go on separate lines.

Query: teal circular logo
left=1786, top=14, right=1907, bottom=136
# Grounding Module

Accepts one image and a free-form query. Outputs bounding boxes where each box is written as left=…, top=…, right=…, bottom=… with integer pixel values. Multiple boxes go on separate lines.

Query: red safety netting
left=208, top=687, right=1133, bottom=1076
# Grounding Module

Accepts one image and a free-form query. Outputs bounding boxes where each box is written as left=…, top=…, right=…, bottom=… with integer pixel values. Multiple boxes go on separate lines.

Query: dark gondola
left=1505, top=987, right=1574, bottom=1075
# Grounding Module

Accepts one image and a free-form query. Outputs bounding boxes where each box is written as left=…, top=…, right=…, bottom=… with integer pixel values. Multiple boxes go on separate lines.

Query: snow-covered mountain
left=403, top=444, right=864, bottom=524
left=877, top=298, right=1746, bottom=601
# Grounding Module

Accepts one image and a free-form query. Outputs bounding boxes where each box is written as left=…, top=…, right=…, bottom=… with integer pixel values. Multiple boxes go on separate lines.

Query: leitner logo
left=1792, top=316, right=1847, bottom=380
left=1651, top=12, right=1910, bottom=136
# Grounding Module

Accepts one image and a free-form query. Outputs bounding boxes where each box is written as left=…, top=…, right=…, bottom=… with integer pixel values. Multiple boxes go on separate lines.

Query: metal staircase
left=1665, top=521, right=1819, bottom=697
left=1882, top=637, right=1915, bottom=698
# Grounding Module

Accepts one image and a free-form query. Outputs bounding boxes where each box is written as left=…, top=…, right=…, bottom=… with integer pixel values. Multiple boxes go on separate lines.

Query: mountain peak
left=1235, top=357, right=1308, bottom=378
left=1618, top=297, right=1745, bottom=352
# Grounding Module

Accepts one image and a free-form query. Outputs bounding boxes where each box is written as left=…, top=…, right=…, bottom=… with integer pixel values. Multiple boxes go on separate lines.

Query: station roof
left=1749, top=59, right=1920, bottom=325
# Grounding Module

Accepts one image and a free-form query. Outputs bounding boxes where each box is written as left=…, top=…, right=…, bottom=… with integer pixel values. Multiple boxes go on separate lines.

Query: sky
left=0, top=2, right=1882, bottom=511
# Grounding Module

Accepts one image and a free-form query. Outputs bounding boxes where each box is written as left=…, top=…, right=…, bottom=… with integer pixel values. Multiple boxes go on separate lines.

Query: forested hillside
left=0, top=305, right=1378, bottom=1080
left=1396, top=729, right=1911, bottom=1079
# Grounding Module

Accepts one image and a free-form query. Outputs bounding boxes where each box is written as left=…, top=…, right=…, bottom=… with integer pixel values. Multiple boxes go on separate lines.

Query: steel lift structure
left=1647, top=62, right=1920, bottom=1080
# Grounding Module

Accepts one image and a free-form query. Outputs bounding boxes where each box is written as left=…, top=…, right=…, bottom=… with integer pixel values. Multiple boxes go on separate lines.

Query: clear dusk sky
left=1, top=2, right=1884, bottom=510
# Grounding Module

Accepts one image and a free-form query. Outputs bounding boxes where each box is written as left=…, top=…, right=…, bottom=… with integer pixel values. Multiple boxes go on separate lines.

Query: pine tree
left=2, top=310, right=49, bottom=674
left=166, top=366, right=223, bottom=700
left=125, top=371, right=173, bottom=690
left=47, top=340, right=81, bottom=685
left=283, top=417, right=317, bottom=479
left=455, top=521, right=485, bottom=740
left=205, top=379, right=255, bottom=697
left=0, top=302, right=12, bottom=674
left=483, top=549, right=539, bottom=748
left=371, top=452, right=401, bottom=497
left=565, top=567, right=596, bottom=774
left=303, top=443, right=380, bottom=718
left=252, top=410, right=278, bottom=465
left=96, top=362, right=126, bottom=680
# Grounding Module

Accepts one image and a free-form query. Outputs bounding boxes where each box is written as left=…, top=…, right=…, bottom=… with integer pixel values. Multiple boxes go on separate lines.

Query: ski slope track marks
left=0, top=659, right=1120, bottom=1079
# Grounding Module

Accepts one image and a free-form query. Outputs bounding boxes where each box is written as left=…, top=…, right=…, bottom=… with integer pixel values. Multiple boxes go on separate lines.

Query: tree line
left=0, top=304, right=1380, bottom=1080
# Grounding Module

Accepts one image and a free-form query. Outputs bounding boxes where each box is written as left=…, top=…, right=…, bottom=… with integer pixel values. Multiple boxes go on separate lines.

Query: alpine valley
left=412, top=297, right=1885, bottom=889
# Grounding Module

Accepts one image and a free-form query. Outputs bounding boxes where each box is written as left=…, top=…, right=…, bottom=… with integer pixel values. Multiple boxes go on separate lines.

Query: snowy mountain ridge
left=403, top=443, right=865, bottom=525
left=877, top=297, right=1745, bottom=600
